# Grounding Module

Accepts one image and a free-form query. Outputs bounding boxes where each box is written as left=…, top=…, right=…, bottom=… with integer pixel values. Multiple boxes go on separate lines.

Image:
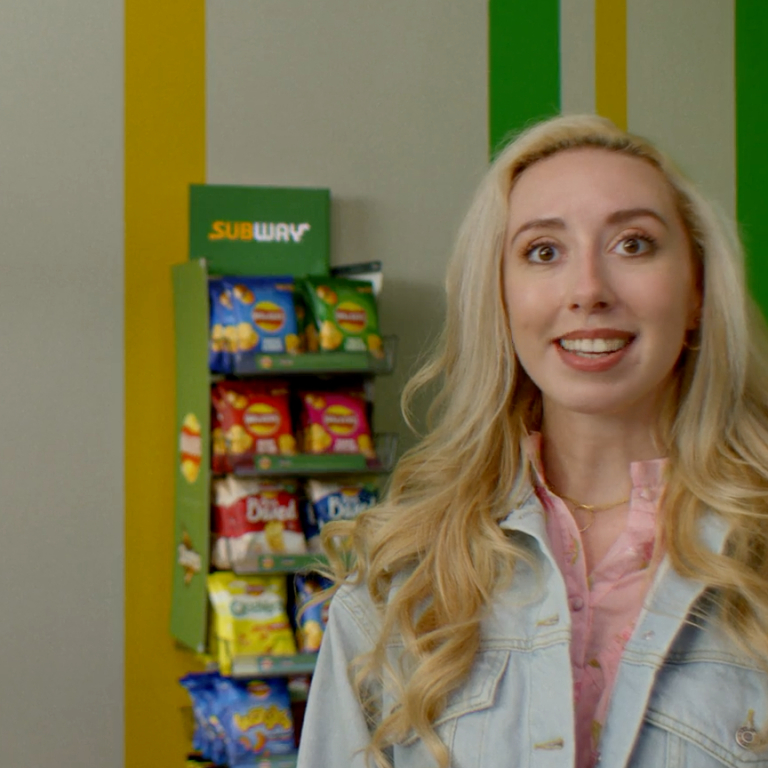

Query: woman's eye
left=525, top=243, right=560, bottom=263
left=615, top=235, right=654, bottom=256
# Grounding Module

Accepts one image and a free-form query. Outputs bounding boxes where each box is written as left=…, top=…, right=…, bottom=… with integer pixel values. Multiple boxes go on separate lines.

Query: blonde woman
left=296, top=115, right=768, bottom=768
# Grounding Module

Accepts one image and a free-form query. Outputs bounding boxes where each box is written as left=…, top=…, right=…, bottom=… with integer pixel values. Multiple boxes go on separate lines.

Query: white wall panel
left=207, top=0, right=488, bottom=446
left=627, top=0, right=735, bottom=220
left=0, top=1, right=124, bottom=765
left=561, top=0, right=596, bottom=115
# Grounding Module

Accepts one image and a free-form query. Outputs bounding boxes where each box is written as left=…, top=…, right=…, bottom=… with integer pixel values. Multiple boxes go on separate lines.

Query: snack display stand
left=173, top=184, right=396, bottom=767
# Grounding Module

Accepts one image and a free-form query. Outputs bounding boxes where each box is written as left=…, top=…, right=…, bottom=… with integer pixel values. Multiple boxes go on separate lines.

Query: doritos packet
left=207, top=572, right=297, bottom=675
left=226, top=276, right=301, bottom=365
left=301, top=276, right=383, bottom=357
left=208, top=279, right=237, bottom=374
left=299, top=391, right=375, bottom=458
left=212, top=477, right=306, bottom=570
left=295, top=574, right=332, bottom=652
left=212, top=381, right=296, bottom=470
left=303, top=478, right=379, bottom=551
left=214, top=677, right=295, bottom=765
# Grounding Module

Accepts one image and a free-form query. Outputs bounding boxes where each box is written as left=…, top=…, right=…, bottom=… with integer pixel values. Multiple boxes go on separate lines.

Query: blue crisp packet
left=179, top=672, right=227, bottom=764
left=303, top=479, right=379, bottom=551
left=226, top=277, right=300, bottom=368
left=295, top=574, right=332, bottom=652
left=209, top=280, right=236, bottom=374
left=214, top=677, right=295, bottom=765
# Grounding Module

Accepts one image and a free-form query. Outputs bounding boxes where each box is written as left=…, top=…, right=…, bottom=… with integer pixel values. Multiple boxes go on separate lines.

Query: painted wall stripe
left=595, top=0, right=627, bottom=129
left=736, top=0, right=768, bottom=314
left=627, top=0, right=735, bottom=223
left=488, top=0, right=560, bottom=156
left=125, top=0, right=206, bottom=765
left=560, top=0, right=596, bottom=115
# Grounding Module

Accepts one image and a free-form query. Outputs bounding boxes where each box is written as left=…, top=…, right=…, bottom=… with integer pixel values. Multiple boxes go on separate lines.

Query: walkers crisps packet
left=294, top=574, right=332, bottom=652
left=301, top=276, right=383, bottom=357
left=212, top=477, right=306, bottom=569
left=180, top=672, right=228, bottom=764
left=208, top=573, right=297, bottom=675
left=226, top=276, right=301, bottom=361
left=180, top=673, right=294, bottom=765
left=299, top=391, right=375, bottom=458
left=214, top=677, right=295, bottom=765
left=302, top=478, right=379, bottom=552
left=208, top=279, right=237, bottom=374
left=212, top=381, right=296, bottom=470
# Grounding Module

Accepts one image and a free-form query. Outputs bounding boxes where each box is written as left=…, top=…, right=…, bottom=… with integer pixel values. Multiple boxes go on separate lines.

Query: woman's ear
left=686, top=288, right=703, bottom=331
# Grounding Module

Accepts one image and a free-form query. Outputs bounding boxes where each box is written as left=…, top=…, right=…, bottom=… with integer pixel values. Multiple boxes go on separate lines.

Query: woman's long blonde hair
left=324, top=115, right=768, bottom=768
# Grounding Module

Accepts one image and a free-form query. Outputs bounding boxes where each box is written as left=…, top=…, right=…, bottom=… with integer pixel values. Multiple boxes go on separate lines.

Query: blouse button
left=569, top=596, right=585, bottom=612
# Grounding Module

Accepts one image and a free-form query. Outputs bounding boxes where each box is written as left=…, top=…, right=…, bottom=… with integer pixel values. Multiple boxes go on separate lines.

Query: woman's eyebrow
left=509, top=217, right=565, bottom=245
left=606, top=207, right=669, bottom=228
left=509, top=208, right=669, bottom=248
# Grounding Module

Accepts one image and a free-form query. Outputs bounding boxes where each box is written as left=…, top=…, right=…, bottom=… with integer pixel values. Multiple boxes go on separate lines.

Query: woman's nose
left=566, top=250, right=615, bottom=312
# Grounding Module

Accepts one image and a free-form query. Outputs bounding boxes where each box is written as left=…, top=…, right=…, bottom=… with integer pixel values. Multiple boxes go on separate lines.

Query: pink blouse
left=525, top=434, right=666, bottom=768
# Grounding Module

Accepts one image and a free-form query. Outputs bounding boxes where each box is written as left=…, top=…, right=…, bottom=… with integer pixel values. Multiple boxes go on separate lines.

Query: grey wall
left=628, top=0, right=736, bottom=220
left=0, top=1, right=124, bottom=766
left=207, top=0, right=489, bottom=450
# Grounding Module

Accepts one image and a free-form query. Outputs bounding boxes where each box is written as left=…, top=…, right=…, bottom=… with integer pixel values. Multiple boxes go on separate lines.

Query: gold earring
left=683, top=331, right=701, bottom=352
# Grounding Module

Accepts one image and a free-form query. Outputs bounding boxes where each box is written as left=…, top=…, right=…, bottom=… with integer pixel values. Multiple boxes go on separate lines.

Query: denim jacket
left=297, top=492, right=768, bottom=768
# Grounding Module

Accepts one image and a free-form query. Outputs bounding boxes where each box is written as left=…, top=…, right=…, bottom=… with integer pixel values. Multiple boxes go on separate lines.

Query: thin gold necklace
left=547, top=485, right=631, bottom=533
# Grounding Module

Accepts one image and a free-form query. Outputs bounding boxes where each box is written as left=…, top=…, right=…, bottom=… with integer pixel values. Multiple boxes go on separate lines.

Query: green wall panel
left=736, top=0, right=768, bottom=315
left=489, top=0, right=561, bottom=156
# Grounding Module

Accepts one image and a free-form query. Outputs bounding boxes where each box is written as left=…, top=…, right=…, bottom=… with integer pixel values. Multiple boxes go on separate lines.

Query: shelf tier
left=231, top=432, right=397, bottom=477
left=233, top=754, right=298, bottom=768
left=231, top=553, right=328, bottom=576
left=231, top=653, right=318, bottom=679
left=226, top=335, right=397, bottom=376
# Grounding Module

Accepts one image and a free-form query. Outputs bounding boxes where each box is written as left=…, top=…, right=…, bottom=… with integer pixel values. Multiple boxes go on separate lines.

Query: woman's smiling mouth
left=555, top=331, right=635, bottom=368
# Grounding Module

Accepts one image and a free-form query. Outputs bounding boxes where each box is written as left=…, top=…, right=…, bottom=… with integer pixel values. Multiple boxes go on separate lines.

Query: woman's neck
left=540, top=404, right=664, bottom=506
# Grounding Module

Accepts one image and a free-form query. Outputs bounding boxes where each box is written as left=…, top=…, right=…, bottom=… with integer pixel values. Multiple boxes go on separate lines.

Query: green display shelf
left=231, top=335, right=396, bottom=376
left=232, top=553, right=328, bottom=576
left=231, top=653, right=318, bottom=679
left=232, top=433, right=397, bottom=478
left=232, top=752, right=298, bottom=768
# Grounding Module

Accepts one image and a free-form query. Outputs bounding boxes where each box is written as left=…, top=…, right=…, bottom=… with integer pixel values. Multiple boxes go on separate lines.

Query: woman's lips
left=554, top=335, right=635, bottom=372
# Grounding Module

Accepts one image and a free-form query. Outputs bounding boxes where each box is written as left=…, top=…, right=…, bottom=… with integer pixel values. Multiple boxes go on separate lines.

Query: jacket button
left=569, top=596, right=585, bottom=611
left=736, top=726, right=757, bottom=749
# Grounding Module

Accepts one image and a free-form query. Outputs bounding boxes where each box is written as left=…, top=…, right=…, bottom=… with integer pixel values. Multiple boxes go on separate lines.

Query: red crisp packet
left=212, top=477, right=306, bottom=569
left=211, top=405, right=230, bottom=474
left=212, top=381, right=296, bottom=470
left=299, top=391, right=375, bottom=458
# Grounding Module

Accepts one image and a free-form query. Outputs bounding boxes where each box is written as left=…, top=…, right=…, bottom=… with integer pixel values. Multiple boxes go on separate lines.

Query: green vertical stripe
left=488, top=0, right=561, bottom=157
left=736, top=0, right=768, bottom=315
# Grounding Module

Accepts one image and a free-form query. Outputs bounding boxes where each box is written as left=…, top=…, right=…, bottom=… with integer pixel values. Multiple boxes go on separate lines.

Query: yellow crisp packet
left=207, top=572, right=297, bottom=675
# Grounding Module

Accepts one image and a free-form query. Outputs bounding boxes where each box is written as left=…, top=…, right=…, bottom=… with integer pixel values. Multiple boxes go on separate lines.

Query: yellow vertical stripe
left=125, top=1, right=205, bottom=765
left=595, top=0, right=627, bottom=129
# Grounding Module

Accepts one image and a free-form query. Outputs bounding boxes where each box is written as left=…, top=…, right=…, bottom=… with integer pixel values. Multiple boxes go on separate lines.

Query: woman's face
left=503, top=147, right=700, bottom=420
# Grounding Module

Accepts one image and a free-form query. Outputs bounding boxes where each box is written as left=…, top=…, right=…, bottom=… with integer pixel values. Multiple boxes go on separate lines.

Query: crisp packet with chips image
left=300, top=276, right=383, bottom=357
left=208, top=279, right=237, bottom=374
left=211, top=476, right=306, bottom=569
left=213, top=677, right=295, bottom=766
left=208, top=572, right=297, bottom=675
left=299, top=391, right=375, bottom=458
left=294, top=574, right=332, bottom=652
left=212, top=381, right=296, bottom=470
left=225, top=276, right=301, bottom=366
left=302, top=478, right=379, bottom=552
left=179, top=672, right=228, bottom=764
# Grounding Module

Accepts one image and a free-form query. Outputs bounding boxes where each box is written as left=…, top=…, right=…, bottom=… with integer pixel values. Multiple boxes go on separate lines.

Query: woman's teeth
left=559, top=337, right=630, bottom=355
